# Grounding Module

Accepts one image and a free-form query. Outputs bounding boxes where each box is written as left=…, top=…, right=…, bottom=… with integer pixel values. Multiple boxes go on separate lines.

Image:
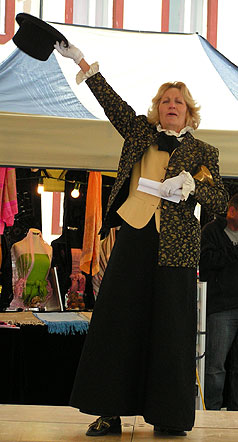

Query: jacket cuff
left=76, top=62, right=99, bottom=84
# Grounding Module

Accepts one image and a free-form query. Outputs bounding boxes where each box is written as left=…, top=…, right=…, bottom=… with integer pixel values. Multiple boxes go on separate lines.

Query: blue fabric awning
left=198, top=35, right=238, bottom=101
left=0, top=48, right=96, bottom=119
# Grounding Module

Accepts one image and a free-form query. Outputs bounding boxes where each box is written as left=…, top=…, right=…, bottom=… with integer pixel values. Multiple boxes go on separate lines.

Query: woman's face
left=158, top=87, right=187, bottom=133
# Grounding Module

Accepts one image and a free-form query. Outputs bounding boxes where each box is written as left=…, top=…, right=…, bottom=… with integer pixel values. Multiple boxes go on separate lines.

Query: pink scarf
left=0, top=168, right=18, bottom=234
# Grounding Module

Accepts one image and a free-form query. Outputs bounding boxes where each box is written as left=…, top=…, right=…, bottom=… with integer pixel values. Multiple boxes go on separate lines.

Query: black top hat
left=12, top=13, right=68, bottom=61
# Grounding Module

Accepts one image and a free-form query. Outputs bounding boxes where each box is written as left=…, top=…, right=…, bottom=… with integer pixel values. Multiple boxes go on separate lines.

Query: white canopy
left=0, top=25, right=238, bottom=176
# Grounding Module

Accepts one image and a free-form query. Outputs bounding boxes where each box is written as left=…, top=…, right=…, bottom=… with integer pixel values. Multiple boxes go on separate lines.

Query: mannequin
left=10, top=228, right=52, bottom=309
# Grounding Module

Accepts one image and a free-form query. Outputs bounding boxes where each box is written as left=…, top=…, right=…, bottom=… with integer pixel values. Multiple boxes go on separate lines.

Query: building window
left=169, top=0, right=206, bottom=36
left=190, top=0, right=206, bottom=35
left=169, top=0, right=185, bottom=33
left=73, top=0, right=88, bottom=25
left=73, top=0, right=113, bottom=27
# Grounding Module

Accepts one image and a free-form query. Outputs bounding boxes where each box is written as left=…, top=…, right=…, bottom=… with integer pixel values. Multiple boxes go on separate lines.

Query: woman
left=55, top=41, right=228, bottom=437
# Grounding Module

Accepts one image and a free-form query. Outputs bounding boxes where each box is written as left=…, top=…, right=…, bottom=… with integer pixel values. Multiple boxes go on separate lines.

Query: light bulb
left=37, top=177, right=44, bottom=194
left=71, top=182, right=80, bottom=198
left=71, top=188, right=80, bottom=198
left=37, top=183, right=44, bottom=194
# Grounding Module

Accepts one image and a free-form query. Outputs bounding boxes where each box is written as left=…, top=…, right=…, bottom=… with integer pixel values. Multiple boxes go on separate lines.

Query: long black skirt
left=70, top=217, right=197, bottom=431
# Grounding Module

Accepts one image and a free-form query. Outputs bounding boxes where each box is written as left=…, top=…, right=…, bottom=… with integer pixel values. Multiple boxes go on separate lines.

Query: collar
left=156, top=124, right=194, bottom=139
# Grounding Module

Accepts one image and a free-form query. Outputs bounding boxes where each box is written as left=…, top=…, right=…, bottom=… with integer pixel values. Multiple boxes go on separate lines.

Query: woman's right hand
left=54, top=41, right=84, bottom=65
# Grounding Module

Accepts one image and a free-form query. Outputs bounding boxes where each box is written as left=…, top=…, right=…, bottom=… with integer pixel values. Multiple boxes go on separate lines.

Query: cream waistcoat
left=117, top=145, right=170, bottom=232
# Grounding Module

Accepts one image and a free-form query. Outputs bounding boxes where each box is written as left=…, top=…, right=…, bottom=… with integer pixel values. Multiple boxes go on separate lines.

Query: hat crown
left=13, top=13, right=68, bottom=61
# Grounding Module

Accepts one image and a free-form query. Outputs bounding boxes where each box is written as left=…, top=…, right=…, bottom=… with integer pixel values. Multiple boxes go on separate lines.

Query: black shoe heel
left=154, top=426, right=187, bottom=436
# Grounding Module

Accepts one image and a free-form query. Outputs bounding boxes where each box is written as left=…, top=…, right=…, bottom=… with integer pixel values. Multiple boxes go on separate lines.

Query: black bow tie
left=156, top=131, right=183, bottom=155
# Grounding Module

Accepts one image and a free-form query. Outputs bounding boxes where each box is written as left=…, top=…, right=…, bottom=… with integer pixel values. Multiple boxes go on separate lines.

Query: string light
left=37, top=177, right=44, bottom=194
left=17, top=170, right=114, bottom=193
left=71, top=182, right=80, bottom=198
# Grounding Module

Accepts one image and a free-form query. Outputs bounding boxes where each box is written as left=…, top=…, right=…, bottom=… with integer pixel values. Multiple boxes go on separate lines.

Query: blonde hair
left=147, top=81, right=201, bottom=129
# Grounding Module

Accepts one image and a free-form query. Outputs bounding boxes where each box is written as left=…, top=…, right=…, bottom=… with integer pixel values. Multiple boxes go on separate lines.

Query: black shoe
left=154, top=426, right=187, bottom=436
left=86, top=416, right=122, bottom=436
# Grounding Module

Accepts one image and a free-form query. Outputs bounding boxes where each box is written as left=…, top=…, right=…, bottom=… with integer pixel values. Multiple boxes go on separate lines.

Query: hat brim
left=13, top=13, right=68, bottom=61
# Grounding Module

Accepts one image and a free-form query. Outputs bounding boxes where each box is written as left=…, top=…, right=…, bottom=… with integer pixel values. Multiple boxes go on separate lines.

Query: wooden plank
left=1, top=406, right=238, bottom=441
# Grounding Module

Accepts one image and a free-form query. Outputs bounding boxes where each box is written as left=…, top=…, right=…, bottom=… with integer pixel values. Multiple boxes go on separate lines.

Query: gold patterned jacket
left=86, top=73, right=228, bottom=268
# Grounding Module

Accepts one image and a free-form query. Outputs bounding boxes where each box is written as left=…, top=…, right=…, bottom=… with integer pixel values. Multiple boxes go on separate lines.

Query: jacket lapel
left=167, top=132, right=203, bottom=177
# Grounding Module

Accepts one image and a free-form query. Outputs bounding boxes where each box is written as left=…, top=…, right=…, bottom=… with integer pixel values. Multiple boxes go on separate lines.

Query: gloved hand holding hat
left=54, top=41, right=84, bottom=65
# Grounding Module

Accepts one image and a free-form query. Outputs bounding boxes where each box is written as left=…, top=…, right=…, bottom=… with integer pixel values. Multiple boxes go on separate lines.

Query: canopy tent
left=0, top=25, right=237, bottom=176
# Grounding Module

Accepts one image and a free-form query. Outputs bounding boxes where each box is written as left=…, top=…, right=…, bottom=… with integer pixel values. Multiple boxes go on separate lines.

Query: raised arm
left=54, top=41, right=137, bottom=138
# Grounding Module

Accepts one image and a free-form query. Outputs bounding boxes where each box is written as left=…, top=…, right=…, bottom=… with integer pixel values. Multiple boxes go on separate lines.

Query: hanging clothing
left=51, top=228, right=83, bottom=305
left=10, top=228, right=52, bottom=309
left=66, top=248, right=86, bottom=310
left=70, top=249, right=86, bottom=293
left=0, top=168, right=18, bottom=234
left=80, top=172, right=102, bottom=276
left=51, top=228, right=95, bottom=310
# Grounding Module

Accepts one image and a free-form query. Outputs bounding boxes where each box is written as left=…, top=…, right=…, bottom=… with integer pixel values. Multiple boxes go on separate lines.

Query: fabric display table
left=0, top=311, right=91, bottom=333
left=0, top=311, right=92, bottom=406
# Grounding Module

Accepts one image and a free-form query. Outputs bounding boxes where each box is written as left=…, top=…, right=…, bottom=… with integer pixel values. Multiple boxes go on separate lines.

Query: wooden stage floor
left=0, top=405, right=238, bottom=441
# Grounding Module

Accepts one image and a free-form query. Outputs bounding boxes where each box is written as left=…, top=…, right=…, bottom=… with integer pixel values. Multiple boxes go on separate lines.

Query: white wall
left=217, top=0, right=238, bottom=66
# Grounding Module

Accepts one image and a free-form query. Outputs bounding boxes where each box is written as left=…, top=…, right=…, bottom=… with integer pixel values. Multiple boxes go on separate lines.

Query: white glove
left=54, top=41, right=84, bottom=65
left=160, top=172, right=187, bottom=198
